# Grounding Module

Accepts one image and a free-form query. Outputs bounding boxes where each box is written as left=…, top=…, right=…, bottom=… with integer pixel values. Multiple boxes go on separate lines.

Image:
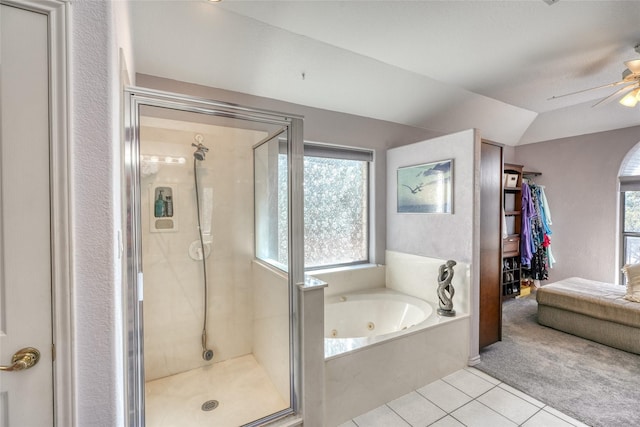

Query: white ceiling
left=129, top=0, right=640, bottom=146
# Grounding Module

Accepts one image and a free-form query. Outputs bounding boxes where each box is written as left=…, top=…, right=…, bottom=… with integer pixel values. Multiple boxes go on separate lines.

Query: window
left=619, top=142, right=640, bottom=283
left=255, top=139, right=373, bottom=270
left=302, top=145, right=371, bottom=269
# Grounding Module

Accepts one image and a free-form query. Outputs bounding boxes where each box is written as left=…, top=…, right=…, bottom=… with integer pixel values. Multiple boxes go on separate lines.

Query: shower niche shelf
left=150, top=184, right=178, bottom=232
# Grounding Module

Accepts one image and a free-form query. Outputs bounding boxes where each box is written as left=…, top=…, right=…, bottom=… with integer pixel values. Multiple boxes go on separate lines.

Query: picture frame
left=397, top=159, right=453, bottom=213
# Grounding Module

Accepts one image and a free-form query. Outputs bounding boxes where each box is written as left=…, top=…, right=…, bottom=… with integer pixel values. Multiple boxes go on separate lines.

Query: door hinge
left=52, top=343, right=56, bottom=362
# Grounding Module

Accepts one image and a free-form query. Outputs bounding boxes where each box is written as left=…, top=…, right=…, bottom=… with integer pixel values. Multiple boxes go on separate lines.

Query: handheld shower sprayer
left=192, top=143, right=209, bottom=161
left=192, top=134, right=209, bottom=161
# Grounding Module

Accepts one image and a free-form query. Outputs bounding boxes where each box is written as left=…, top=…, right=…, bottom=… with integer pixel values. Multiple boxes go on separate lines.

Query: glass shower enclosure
left=124, top=88, right=304, bottom=426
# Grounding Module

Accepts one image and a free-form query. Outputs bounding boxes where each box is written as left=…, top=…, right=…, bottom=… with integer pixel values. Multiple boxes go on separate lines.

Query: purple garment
left=521, top=182, right=536, bottom=267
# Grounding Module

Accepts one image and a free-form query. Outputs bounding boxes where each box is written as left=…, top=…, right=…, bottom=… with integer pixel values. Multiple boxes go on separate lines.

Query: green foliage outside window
left=624, top=191, right=640, bottom=233
left=623, top=192, right=640, bottom=266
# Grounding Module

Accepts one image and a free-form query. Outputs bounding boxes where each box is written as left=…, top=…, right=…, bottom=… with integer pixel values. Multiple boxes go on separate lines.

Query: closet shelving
left=502, top=163, right=523, bottom=300
left=523, top=171, right=542, bottom=178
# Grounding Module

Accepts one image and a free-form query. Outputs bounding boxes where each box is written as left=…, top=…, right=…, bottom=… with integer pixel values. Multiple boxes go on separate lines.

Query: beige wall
left=503, top=144, right=517, bottom=164
left=514, top=125, right=640, bottom=283
left=71, top=1, right=124, bottom=423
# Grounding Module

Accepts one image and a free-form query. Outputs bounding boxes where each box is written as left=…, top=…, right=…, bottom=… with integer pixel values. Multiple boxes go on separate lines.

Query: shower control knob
left=189, top=240, right=211, bottom=260
left=203, top=349, right=214, bottom=361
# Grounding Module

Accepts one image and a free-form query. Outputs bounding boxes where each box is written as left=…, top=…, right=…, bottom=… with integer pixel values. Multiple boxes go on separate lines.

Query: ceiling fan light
left=619, top=88, right=640, bottom=107
left=625, top=59, right=640, bottom=74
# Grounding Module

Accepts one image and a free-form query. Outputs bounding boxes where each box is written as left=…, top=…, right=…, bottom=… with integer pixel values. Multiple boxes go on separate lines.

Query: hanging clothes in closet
left=521, top=178, right=554, bottom=281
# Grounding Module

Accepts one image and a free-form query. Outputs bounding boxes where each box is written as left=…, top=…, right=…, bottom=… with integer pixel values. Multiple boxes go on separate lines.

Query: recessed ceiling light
left=542, top=0, right=559, bottom=5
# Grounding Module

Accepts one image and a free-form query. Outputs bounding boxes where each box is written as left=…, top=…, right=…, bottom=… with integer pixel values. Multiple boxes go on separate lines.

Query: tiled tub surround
left=318, top=252, right=471, bottom=426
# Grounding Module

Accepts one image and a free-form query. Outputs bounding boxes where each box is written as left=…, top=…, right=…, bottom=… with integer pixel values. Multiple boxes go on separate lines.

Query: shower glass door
left=124, top=89, right=303, bottom=427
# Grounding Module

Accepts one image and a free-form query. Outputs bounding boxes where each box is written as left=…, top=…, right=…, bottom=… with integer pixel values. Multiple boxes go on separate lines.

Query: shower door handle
left=0, top=347, right=40, bottom=372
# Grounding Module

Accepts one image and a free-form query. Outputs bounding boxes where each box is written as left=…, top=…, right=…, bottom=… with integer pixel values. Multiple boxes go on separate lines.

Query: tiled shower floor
left=145, top=354, right=288, bottom=427
left=340, top=367, right=588, bottom=427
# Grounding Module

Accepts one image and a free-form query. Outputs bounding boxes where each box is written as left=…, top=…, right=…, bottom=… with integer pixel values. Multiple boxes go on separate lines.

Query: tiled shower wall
left=141, top=117, right=266, bottom=381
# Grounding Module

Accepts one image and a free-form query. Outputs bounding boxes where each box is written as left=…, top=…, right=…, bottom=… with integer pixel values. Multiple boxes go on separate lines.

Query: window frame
left=619, top=176, right=640, bottom=284
left=254, top=139, right=374, bottom=272
left=301, top=142, right=374, bottom=271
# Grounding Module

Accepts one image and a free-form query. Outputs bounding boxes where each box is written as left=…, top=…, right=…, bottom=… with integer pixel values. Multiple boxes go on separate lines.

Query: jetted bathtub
left=324, top=288, right=436, bottom=357
left=323, top=286, right=469, bottom=425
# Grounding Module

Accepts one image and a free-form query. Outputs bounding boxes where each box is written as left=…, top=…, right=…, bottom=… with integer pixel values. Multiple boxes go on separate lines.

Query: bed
left=536, top=277, right=640, bottom=355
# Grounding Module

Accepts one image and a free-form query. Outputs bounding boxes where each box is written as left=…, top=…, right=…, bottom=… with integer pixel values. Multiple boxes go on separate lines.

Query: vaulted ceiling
left=129, top=0, right=640, bottom=146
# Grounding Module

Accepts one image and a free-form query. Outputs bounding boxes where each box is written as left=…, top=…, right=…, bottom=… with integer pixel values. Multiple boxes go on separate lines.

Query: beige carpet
left=476, top=293, right=640, bottom=427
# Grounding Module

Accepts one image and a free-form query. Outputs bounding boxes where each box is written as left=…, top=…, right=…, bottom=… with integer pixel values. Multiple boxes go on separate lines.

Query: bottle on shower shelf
left=155, top=190, right=165, bottom=217
left=165, top=195, right=173, bottom=217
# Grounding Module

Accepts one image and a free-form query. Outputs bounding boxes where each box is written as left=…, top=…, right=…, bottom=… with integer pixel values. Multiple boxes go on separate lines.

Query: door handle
left=0, top=347, right=40, bottom=372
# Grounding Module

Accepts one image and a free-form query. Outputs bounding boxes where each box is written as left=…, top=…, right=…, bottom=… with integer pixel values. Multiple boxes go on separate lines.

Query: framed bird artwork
left=397, top=159, right=452, bottom=214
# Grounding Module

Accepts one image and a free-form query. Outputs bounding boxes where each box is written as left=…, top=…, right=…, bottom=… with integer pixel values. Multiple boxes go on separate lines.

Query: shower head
left=192, top=142, right=209, bottom=161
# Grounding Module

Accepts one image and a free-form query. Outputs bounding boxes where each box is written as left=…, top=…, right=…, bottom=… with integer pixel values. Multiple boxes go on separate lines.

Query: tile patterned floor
left=339, top=367, right=589, bottom=427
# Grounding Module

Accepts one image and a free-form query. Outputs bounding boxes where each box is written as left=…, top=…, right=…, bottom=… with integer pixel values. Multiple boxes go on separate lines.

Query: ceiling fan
left=549, top=43, right=640, bottom=108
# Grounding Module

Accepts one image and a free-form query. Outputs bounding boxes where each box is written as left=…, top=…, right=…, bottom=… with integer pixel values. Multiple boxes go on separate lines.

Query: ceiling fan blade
left=591, top=82, right=640, bottom=107
left=548, top=80, right=629, bottom=101
left=624, top=59, right=640, bottom=74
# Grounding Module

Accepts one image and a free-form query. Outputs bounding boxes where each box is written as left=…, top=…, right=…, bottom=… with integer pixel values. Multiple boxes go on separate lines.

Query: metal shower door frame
left=123, top=87, right=304, bottom=427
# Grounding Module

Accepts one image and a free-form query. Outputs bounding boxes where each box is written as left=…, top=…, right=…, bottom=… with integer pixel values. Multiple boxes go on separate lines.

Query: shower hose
left=193, top=157, right=214, bottom=361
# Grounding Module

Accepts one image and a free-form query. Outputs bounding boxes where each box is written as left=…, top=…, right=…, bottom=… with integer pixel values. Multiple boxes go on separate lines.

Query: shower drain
left=201, top=400, right=219, bottom=411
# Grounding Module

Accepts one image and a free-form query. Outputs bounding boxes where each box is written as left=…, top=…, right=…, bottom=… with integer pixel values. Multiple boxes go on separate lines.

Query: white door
left=0, top=3, right=54, bottom=426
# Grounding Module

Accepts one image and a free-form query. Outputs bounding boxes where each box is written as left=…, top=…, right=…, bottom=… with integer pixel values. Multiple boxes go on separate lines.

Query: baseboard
left=467, top=355, right=481, bottom=366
